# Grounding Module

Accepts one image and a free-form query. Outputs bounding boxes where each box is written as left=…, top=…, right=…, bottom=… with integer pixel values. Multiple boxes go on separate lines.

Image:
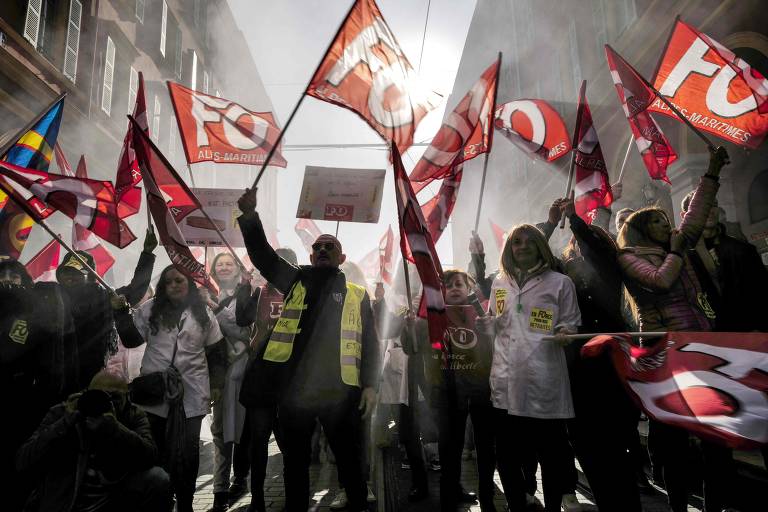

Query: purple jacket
left=618, top=176, right=719, bottom=332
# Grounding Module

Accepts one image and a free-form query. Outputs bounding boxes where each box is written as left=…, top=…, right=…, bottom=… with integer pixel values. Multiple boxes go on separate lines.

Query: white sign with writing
left=180, top=188, right=245, bottom=247
left=296, top=166, right=385, bottom=223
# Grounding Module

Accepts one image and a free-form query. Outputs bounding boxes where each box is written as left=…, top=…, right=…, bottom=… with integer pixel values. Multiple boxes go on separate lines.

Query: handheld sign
left=296, top=166, right=385, bottom=223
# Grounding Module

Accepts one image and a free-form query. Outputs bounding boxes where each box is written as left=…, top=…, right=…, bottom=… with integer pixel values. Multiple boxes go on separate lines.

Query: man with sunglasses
left=237, top=187, right=379, bottom=512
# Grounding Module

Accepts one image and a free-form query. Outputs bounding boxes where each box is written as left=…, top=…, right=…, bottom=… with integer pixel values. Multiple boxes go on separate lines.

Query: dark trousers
left=232, top=424, right=250, bottom=481
left=279, top=397, right=366, bottom=512
left=247, top=405, right=284, bottom=511
left=493, top=410, right=571, bottom=512
left=104, top=466, right=173, bottom=512
left=398, top=403, right=428, bottom=490
left=651, top=420, right=735, bottom=512
left=434, top=402, right=495, bottom=510
left=146, top=413, right=203, bottom=512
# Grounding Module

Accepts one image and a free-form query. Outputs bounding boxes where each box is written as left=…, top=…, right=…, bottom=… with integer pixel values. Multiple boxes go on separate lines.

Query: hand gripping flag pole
left=561, top=80, right=587, bottom=229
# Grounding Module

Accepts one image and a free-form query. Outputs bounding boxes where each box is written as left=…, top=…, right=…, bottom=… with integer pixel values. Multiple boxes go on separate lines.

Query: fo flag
left=649, top=19, right=768, bottom=149
left=0, top=161, right=136, bottom=248
left=295, top=218, right=322, bottom=255
left=306, top=0, right=442, bottom=154
left=606, top=45, right=677, bottom=183
left=379, top=225, right=396, bottom=285
left=113, top=71, right=148, bottom=219
left=494, top=100, right=571, bottom=162
left=392, top=142, right=447, bottom=350
left=168, top=82, right=287, bottom=168
left=130, top=117, right=218, bottom=294
left=572, top=82, right=612, bottom=223
left=583, top=332, right=768, bottom=449
left=25, top=239, right=61, bottom=282
left=420, top=169, right=462, bottom=244
left=410, top=58, right=500, bottom=193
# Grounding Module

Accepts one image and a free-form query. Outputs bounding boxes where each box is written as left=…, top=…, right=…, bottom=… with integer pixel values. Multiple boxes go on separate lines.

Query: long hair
left=617, top=207, right=670, bottom=250
left=499, top=224, right=557, bottom=278
left=210, top=252, right=240, bottom=287
left=149, top=265, right=210, bottom=335
left=0, top=259, right=34, bottom=288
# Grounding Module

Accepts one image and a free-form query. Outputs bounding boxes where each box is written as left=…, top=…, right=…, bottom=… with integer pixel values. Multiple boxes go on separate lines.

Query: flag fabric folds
left=25, top=238, right=61, bottom=282
left=582, top=332, right=768, bottom=450
left=409, top=58, right=500, bottom=194
left=420, top=169, right=462, bottom=244
left=379, top=225, right=396, bottom=285
left=306, top=0, right=442, bottom=154
left=605, top=45, right=677, bottom=183
left=489, top=219, right=505, bottom=250
left=494, top=99, right=571, bottom=162
left=0, top=161, right=136, bottom=249
left=392, top=143, right=447, bottom=350
left=167, top=82, right=287, bottom=168
left=114, top=71, right=148, bottom=218
left=0, top=98, right=65, bottom=259
left=130, top=117, right=218, bottom=294
left=294, top=218, right=323, bottom=256
left=649, top=18, right=768, bottom=149
left=571, top=82, right=612, bottom=223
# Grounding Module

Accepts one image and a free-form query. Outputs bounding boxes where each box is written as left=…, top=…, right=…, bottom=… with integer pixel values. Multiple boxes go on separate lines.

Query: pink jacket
left=618, top=176, right=719, bottom=332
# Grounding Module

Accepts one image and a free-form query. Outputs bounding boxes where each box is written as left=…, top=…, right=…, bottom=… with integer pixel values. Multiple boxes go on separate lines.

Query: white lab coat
left=489, top=269, right=581, bottom=419
left=378, top=338, right=409, bottom=405
left=134, top=300, right=223, bottom=418
left=214, top=294, right=250, bottom=444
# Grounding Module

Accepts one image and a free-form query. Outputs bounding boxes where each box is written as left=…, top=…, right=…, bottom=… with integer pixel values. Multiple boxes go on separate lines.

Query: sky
left=228, top=0, right=477, bottom=266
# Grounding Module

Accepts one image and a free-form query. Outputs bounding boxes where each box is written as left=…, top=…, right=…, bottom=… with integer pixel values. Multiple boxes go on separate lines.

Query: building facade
left=449, top=0, right=768, bottom=267
left=0, top=0, right=279, bottom=279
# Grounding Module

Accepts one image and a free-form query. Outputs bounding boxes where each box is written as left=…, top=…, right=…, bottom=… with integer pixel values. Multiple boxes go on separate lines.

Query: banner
left=606, top=45, right=677, bottom=183
left=306, top=0, right=442, bottom=153
left=494, top=99, right=571, bottom=161
left=176, top=188, right=246, bottom=247
left=572, top=82, right=612, bottom=223
left=649, top=18, right=768, bottom=149
left=114, top=71, right=148, bottom=218
left=296, top=166, right=385, bottom=223
left=420, top=169, right=462, bottom=243
left=24, top=238, right=60, bottom=282
left=583, top=332, right=768, bottom=449
left=168, top=82, right=287, bottom=167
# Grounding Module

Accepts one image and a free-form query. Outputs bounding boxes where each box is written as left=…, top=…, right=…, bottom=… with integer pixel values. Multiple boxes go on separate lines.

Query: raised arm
left=678, top=147, right=727, bottom=248
left=618, top=251, right=684, bottom=292
left=115, top=229, right=157, bottom=306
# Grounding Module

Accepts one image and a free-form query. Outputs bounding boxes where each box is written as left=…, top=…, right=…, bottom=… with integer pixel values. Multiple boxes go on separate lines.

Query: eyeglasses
left=312, top=242, right=337, bottom=252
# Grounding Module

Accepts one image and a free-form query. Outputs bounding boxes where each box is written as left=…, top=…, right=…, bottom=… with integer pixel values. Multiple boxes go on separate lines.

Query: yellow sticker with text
left=9, top=319, right=28, bottom=345
left=529, top=308, right=553, bottom=332
left=494, top=289, right=507, bottom=314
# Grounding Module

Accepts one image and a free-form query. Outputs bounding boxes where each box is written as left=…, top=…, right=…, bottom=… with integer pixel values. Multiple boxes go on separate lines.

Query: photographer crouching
left=15, top=370, right=172, bottom=512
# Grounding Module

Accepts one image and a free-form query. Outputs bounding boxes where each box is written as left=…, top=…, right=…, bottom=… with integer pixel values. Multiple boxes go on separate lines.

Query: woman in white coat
left=489, top=224, right=581, bottom=512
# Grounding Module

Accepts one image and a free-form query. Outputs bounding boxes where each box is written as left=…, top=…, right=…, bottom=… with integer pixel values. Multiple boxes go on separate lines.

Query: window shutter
left=101, top=36, right=116, bottom=115
left=23, top=0, right=43, bottom=47
left=174, top=26, right=182, bottom=79
left=160, top=0, right=167, bottom=57
left=153, top=96, right=161, bottom=141
left=135, top=0, right=145, bottom=23
left=63, top=0, right=82, bottom=82
left=128, top=66, right=138, bottom=112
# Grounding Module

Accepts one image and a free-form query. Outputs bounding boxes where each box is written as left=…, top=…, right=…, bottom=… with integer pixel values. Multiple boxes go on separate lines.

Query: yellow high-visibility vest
left=263, top=280, right=365, bottom=387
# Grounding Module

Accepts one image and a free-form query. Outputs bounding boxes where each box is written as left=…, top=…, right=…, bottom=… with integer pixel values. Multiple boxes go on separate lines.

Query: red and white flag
left=489, top=219, right=505, bottom=250
left=130, top=118, right=218, bottom=294
left=583, top=332, right=768, bottom=449
left=410, top=58, right=500, bottom=194
left=379, top=225, right=396, bottom=285
left=571, top=81, right=612, bottom=223
left=294, top=218, right=322, bottom=255
left=25, top=238, right=61, bottom=282
left=606, top=45, right=677, bottom=183
left=649, top=18, right=768, bottom=149
left=0, top=161, right=136, bottom=248
left=392, top=142, right=446, bottom=350
left=114, top=71, right=148, bottom=218
left=420, top=169, right=462, bottom=244
left=494, top=99, right=571, bottom=162
left=306, top=0, right=442, bottom=154
left=167, top=82, right=287, bottom=168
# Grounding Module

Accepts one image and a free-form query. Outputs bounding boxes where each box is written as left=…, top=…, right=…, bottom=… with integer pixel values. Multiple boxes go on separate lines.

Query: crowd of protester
left=3, top=145, right=768, bottom=512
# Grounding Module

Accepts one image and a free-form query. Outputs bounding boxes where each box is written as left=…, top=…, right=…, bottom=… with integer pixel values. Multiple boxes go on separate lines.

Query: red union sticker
left=324, top=204, right=353, bottom=221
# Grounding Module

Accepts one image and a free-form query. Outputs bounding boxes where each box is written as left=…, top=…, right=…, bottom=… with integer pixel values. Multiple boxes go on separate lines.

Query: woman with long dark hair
left=130, top=265, right=224, bottom=512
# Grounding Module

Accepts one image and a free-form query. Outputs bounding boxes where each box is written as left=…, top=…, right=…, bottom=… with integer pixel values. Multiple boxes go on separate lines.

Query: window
left=160, top=0, right=167, bottom=57
left=23, top=0, right=42, bottom=48
left=135, top=0, right=145, bottom=23
left=101, top=36, right=115, bottom=115
left=174, top=25, right=182, bottom=79
left=203, top=71, right=209, bottom=94
left=128, top=66, right=138, bottom=112
left=190, top=50, right=197, bottom=90
left=152, top=95, right=161, bottom=142
left=63, top=0, right=82, bottom=83
left=568, top=20, right=582, bottom=97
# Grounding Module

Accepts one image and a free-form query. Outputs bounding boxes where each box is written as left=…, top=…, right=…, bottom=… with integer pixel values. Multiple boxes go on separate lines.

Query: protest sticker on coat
left=179, top=188, right=245, bottom=247
left=296, top=166, right=385, bottom=223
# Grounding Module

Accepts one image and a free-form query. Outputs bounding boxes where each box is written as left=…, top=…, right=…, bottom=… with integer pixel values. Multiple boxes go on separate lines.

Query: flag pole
left=129, top=115, right=247, bottom=274
left=617, top=134, right=633, bottom=184
left=186, top=163, right=197, bottom=188
left=335, top=221, right=340, bottom=238
left=472, top=52, right=502, bottom=233
left=250, top=0, right=360, bottom=190
left=0, top=92, right=67, bottom=159
left=473, top=153, right=491, bottom=232
left=561, top=80, right=587, bottom=229
left=0, top=180, right=114, bottom=293
left=542, top=331, right=666, bottom=342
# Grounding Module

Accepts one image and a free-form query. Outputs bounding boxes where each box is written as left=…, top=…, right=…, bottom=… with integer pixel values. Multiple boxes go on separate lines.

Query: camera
left=77, top=389, right=112, bottom=417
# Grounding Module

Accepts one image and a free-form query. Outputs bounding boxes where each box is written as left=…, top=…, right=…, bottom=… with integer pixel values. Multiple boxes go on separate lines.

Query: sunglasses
left=312, top=242, right=337, bottom=252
